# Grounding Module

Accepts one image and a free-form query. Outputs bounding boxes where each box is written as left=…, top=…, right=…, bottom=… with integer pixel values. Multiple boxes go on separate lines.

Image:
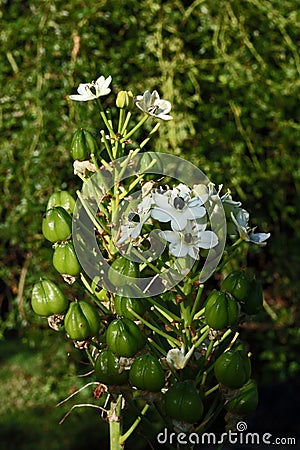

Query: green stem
left=100, top=130, right=114, bottom=161
left=90, top=153, right=99, bottom=170
left=150, top=307, right=183, bottom=338
left=212, top=328, right=235, bottom=348
left=147, top=297, right=182, bottom=323
left=121, top=111, right=132, bottom=135
left=85, top=347, right=95, bottom=367
left=128, top=308, right=180, bottom=346
left=76, top=190, right=110, bottom=234
left=109, top=395, right=123, bottom=450
left=120, top=403, right=150, bottom=445
left=204, top=338, right=214, bottom=361
left=118, top=158, right=158, bottom=200
left=120, top=115, right=149, bottom=142
left=194, top=327, right=209, bottom=349
left=194, top=307, right=205, bottom=320
left=190, top=284, right=204, bottom=318
left=180, top=296, right=192, bottom=328
left=147, top=337, right=167, bottom=356
left=139, top=122, right=161, bottom=148
left=96, top=98, right=116, bottom=138
left=205, top=384, right=220, bottom=397
left=118, top=108, right=125, bottom=134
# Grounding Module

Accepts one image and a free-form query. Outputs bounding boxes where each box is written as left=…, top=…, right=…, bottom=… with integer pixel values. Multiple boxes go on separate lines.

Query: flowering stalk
left=33, top=73, right=271, bottom=449
left=108, top=396, right=123, bottom=450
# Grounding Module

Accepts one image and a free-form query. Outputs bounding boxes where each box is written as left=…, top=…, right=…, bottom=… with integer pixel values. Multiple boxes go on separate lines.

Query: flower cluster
left=116, top=183, right=218, bottom=258
left=69, top=75, right=173, bottom=121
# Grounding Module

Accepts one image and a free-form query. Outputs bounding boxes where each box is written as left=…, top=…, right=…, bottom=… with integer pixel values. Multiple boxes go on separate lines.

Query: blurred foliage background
left=1, top=0, right=299, bottom=448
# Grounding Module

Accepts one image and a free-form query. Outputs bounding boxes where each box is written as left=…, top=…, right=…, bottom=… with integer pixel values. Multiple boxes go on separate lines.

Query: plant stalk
left=109, top=395, right=123, bottom=450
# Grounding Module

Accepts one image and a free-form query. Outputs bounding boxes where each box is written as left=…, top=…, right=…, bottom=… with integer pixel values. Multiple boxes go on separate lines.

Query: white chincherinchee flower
left=166, top=344, right=195, bottom=370
left=69, top=75, right=112, bottom=101
left=231, top=208, right=270, bottom=246
left=159, top=221, right=218, bottom=259
left=151, top=186, right=206, bottom=231
left=116, top=196, right=152, bottom=245
left=221, top=191, right=270, bottom=246
left=135, top=90, right=173, bottom=120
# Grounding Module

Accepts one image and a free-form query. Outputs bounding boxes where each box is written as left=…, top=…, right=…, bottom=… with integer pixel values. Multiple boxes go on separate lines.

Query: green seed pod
left=31, top=279, right=68, bottom=316
left=42, top=207, right=72, bottom=243
left=71, top=129, right=98, bottom=161
left=226, top=379, right=258, bottom=415
left=52, top=241, right=81, bottom=276
left=46, top=191, right=76, bottom=214
left=108, top=256, right=138, bottom=288
left=106, top=318, right=145, bottom=357
left=221, top=271, right=249, bottom=301
left=205, top=290, right=240, bottom=330
left=164, top=380, right=204, bottom=424
left=64, top=300, right=101, bottom=340
left=214, top=347, right=251, bottom=389
left=129, top=353, right=165, bottom=392
left=114, top=295, right=147, bottom=319
left=95, top=349, right=128, bottom=385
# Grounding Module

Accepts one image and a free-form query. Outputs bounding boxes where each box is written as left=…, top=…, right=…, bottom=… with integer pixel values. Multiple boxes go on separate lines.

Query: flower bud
left=116, top=90, right=134, bottom=109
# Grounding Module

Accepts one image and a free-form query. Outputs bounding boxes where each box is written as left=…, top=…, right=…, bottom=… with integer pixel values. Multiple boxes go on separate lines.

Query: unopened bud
left=116, top=90, right=134, bottom=109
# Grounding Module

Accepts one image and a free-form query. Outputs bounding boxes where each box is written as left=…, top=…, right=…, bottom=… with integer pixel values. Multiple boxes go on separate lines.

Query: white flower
left=166, top=344, right=195, bottom=370
left=135, top=90, right=173, bottom=120
left=69, top=75, right=112, bottom=101
left=192, top=184, right=211, bottom=204
left=221, top=191, right=242, bottom=219
left=231, top=209, right=270, bottom=246
left=73, top=160, right=97, bottom=175
left=249, top=231, right=271, bottom=245
left=116, top=195, right=152, bottom=244
left=159, top=221, right=218, bottom=259
left=151, top=187, right=206, bottom=231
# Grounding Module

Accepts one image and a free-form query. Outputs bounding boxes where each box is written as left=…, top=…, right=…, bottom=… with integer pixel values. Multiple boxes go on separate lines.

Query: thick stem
left=108, top=395, right=123, bottom=450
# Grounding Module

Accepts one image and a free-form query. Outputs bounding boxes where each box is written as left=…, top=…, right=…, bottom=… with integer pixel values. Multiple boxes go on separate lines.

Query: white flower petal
left=169, top=241, right=188, bottom=257
left=138, top=195, right=153, bottom=212
left=150, top=90, right=160, bottom=105
left=193, top=184, right=210, bottom=203
left=197, top=231, right=218, bottom=249
left=151, top=208, right=172, bottom=223
left=155, top=99, right=172, bottom=114
left=152, top=192, right=170, bottom=209
left=69, top=75, right=112, bottom=101
left=156, top=113, right=173, bottom=120
left=185, top=205, right=206, bottom=221
left=159, top=230, right=179, bottom=243
left=236, top=209, right=250, bottom=227
left=177, top=184, right=191, bottom=200
left=135, top=90, right=173, bottom=120
left=171, top=214, right=188, bottom=231
left=69, top=93, right=93, bottom=101
left=96, top=75, right=112, bottom=96
left=187, top=245, right=199, bottom=259
left=250, top=232, right=270, bottom=245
